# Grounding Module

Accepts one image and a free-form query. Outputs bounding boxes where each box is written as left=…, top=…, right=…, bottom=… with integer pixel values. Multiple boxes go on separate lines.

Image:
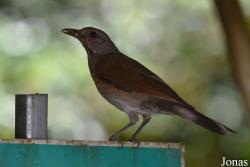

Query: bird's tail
left=175, top=107, right=235, bottom=135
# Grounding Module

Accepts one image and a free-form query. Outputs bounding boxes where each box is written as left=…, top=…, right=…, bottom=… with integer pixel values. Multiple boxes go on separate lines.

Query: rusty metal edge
left=0, top=139, right=184, bottom=149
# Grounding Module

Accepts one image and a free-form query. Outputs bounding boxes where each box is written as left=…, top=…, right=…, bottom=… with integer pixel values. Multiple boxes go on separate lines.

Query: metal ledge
left=0, top=139, right=185, bottom=167
left=0, top=139, right=183, bottom=148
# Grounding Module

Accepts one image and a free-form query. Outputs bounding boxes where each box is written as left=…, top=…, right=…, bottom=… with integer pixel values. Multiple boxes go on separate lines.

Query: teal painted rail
left=0, top=139, right=184, bottom=167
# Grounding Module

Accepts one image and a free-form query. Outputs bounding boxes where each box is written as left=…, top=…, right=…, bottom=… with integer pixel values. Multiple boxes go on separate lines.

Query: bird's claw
left=108, top=135, right=118, bottom=141
left=129, top=138, right=141, bottom=148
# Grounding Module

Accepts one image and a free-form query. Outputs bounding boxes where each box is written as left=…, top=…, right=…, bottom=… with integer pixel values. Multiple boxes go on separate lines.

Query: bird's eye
left=90, top=31, right=97, bottom=38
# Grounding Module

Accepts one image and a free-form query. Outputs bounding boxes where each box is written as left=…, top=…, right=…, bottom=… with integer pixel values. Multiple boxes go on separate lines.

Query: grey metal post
left=15, top=94, right=48, bottom=139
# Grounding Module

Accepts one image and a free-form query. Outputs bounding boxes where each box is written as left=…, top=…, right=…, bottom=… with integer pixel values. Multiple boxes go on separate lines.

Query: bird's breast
left=90, top=73, right=142, bottom=112
left=90, top=73, right=174, bottom=115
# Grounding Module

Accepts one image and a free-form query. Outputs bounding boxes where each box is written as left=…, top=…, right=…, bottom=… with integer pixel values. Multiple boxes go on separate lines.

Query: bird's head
left=61, top=27, right=119, bottom=55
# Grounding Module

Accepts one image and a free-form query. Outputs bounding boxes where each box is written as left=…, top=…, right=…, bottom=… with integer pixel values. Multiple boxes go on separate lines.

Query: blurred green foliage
left=0, top=0, right=250, bottom=166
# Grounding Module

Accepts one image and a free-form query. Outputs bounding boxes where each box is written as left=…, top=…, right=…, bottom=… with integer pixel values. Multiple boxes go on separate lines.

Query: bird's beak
left=61, top=28, right=79, bottom=38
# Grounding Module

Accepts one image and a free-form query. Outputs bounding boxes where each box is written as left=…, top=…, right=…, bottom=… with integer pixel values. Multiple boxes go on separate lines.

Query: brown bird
left=61, top=27, right=235, bottom=141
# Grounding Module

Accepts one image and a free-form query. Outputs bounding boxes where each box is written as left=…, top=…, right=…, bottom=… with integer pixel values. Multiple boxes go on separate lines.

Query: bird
left=61, top=27, right=235, bottom=141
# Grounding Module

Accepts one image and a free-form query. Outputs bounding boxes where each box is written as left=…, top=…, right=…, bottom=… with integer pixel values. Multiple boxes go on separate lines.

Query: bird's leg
left=109, top=112, right=139, bottom=141
left=129, top=114, right=151, bottom=141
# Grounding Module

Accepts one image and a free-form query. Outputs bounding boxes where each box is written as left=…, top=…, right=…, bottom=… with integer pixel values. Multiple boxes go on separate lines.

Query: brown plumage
left=62, top=27, right=235, bottom=141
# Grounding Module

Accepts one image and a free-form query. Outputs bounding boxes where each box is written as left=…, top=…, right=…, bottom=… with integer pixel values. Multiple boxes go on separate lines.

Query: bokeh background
left=0, top=0, right=250, bottom=166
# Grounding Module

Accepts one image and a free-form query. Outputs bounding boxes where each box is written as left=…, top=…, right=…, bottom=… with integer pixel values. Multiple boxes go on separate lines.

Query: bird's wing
left=95, top=53, right=195, bottom=109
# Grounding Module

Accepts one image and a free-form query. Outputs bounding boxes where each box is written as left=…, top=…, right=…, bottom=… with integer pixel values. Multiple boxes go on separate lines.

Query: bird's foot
left=129, top=138, right=141, bottom=148
left=108, top=135, right=118, bottom=141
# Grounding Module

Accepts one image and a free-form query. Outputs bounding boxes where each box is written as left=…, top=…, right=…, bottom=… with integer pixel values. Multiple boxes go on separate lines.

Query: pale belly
left=93, top=76, right=175, bottom=115
left=101, top=91, right=175, bottom=115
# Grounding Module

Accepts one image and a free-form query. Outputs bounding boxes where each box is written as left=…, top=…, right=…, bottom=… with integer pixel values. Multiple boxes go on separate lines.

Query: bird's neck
left=87, top=53, right=99, bottom=72
left=87, top=51, right=119, bottom=74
